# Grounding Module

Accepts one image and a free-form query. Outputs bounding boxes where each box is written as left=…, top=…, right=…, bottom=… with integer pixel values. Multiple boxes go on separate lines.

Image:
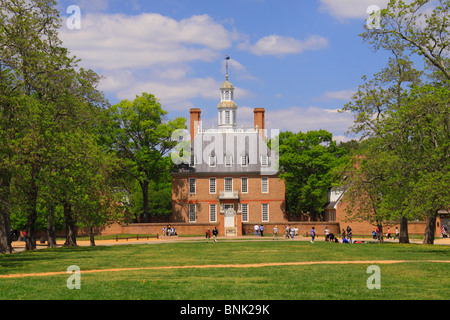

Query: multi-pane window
left=209, top=178, right=216, bottom=194
left=189, top=204, right=196, bottom=223
left=261, top=155, right=269, bottom=166
left=225, top=111, right=230, bottom=124
left=261, top=203, right=269, bottom=222
left=241, top=155, right=249, bottom=167
left=241, top=203, right=249, bottom=222
left=189, top=178, right=196, bottom=194
left=209, top=204, right=217, bottom=223
left=209, top=155, right=216, bottom=167
left=261, top=177, right=269, bottom=193
left=241, top=177, right=248, bottom=193
left=224, top=177, right=233, bottom=192
left=189, top=153, right=196, bottom=167
left=225, top=155, right=233, bottom=167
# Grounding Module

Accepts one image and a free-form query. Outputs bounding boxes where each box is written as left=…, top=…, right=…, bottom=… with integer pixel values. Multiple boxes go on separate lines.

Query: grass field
left=0, top=240, right=449, bottom=300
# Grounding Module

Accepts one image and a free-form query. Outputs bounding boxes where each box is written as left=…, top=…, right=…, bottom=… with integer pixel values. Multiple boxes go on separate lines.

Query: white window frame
left=261, top=177, right=269, bottom=193
left=241, top=177, right=248, bottom=193
left=261, top=203, right=269, bottom=222
left=209, top=204, right=217, bottom=223
left=225, top=110, right=230, bottom=124
left=224, top=177, right=233, bottom=192
left=209, top=155, right=217, bottom=167
left=261, top=155, right=269, bottom=167
left=189, top=154, right=196, bottom=167
left=209, top=178, right=216, bottom=194
left=189, top=178, right=196, bottom=194
left=241, top=203, right=249, bottom=222
left=241, top=155, right=248, bottom=167
left=225, top=155, right=233, bottom=167
left=189, top=204, right=196, bottom=223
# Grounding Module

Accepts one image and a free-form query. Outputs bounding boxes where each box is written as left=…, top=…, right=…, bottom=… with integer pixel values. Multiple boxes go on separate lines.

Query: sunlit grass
left=0, top=241, right=448, bottom=300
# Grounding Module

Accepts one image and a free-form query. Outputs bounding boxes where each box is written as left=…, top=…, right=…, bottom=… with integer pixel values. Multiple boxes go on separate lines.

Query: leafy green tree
left=342, top=0, right=450, bottom=244
left=107, top=93, right=186, bottom=223
left=278, top=130, right=347, bottom=221
left=0, top=0, right=115, bottom=251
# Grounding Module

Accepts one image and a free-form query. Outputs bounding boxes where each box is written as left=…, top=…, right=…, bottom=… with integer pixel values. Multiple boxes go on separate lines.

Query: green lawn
left=0, top=240, right=449, bottom=300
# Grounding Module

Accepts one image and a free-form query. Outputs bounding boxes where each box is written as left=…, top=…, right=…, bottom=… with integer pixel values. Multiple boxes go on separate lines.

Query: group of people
left=253, top=224, right=265, bottom=237
left=205, top=227, right=219, bottom=242
left=372, top=226, right=400, bottom=240
left=163, top=225, right=177, bottom=237
left=283, top=225, right=299, bottom=239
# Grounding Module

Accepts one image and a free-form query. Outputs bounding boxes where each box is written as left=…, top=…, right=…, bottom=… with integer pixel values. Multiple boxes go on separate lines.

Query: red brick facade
left=171, top=174, right=287, bottom=236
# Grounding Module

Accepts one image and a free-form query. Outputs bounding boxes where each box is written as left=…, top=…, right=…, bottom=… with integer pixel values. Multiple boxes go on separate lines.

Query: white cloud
left=317, top=89, right=356, bottom=101
left=239, top=34, right=329, bottom=56
left=60, top=13, right=237, bottom=70
left=318, top=0, right=390, bottom=20
left=59, top=12, right=246, bottom=109
left=265, top=106, right=354, bottom=137
left=318, top=0, right=420, bottom=21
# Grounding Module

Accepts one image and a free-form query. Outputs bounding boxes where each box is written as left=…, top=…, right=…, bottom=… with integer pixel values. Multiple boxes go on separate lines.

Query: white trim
left=189, top=178, right=196, bottom=194
left=240, top=155, right=249, bottom=167
left=209, top=204, right=217, bottom=223
left=261, top=177, right=269, bottom=193
left=209, top=177, right=216, bottom=194
left=241, top=177, right=248, bottom=193
left=209, top=155, right=217, bottom=167
left=261, top=155, right=269, bottom=167
left=189, top=204, right=196, bottom=223
left=225, top=155, right=233, bottom=167
left=241, top=203, right=249, bottom=222
left=261, top=203, right=269, bottom=222
left=224, top=177, right=233, bottom=192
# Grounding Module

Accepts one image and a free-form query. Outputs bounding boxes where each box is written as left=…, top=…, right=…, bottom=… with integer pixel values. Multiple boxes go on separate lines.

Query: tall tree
left=0, top=0, right=111, bottom=250
left=108, top=93, right=186, bottom=223
left=278, top=130, right=347, bottom=221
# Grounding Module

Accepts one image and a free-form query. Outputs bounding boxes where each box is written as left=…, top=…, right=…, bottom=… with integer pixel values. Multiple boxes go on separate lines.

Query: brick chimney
left=254, top=108, right=265, bottom=139
left=190, top=108, right=201, bottom=141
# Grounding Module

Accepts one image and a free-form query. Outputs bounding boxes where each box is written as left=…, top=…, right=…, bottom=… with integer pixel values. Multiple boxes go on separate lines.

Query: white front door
left=224, top=204, right=236, bottom=236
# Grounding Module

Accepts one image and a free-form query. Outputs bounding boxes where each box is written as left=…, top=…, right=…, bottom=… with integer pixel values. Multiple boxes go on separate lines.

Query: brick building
left=170, top=74, right=287, bottom=236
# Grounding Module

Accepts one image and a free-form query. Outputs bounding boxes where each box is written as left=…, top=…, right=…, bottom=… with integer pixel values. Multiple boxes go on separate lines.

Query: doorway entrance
left=224, top=204, right=237, bottom=236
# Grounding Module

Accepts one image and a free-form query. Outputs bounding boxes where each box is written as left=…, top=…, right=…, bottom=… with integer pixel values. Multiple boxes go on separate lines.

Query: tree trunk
left=89, top=226, right=96, bottom=246
left=423, top=214, right=437, bottom=245
left=377, top=223, right=384, bottom=243
left=46, top=207, right=57, bottom=248
left=25, top=172, right=39, bottom=251
left=63, top=200, right=77, bottom=247
left=140, top=180, right=149, bottom=223
left=0, top=209, right=13, bottom=254
left=0, top=170, right=13, bottom=254
left=399, top=215, right=409, bottom=244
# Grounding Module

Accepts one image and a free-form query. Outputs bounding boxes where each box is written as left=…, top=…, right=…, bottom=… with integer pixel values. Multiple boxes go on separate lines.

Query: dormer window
left=241, top=155, right=249, bottom=167
left=209, top=155, right=217, bottom=167
left=261, top=155, right=269, bottom=167
left=225, top=155, right=233, bottom=167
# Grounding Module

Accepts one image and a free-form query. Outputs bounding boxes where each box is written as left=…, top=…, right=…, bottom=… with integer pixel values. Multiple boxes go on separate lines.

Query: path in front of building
left=8, top=235, right=450, bottom=253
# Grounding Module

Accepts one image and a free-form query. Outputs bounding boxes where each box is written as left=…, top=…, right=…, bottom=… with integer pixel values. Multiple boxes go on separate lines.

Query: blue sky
left=56, top=0, right=407, bottom=142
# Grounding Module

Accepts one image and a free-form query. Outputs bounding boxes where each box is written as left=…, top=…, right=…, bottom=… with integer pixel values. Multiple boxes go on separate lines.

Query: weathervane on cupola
left=217, top=55, right=237, bottom=128
left=225, top=54, right=230, bottom=81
